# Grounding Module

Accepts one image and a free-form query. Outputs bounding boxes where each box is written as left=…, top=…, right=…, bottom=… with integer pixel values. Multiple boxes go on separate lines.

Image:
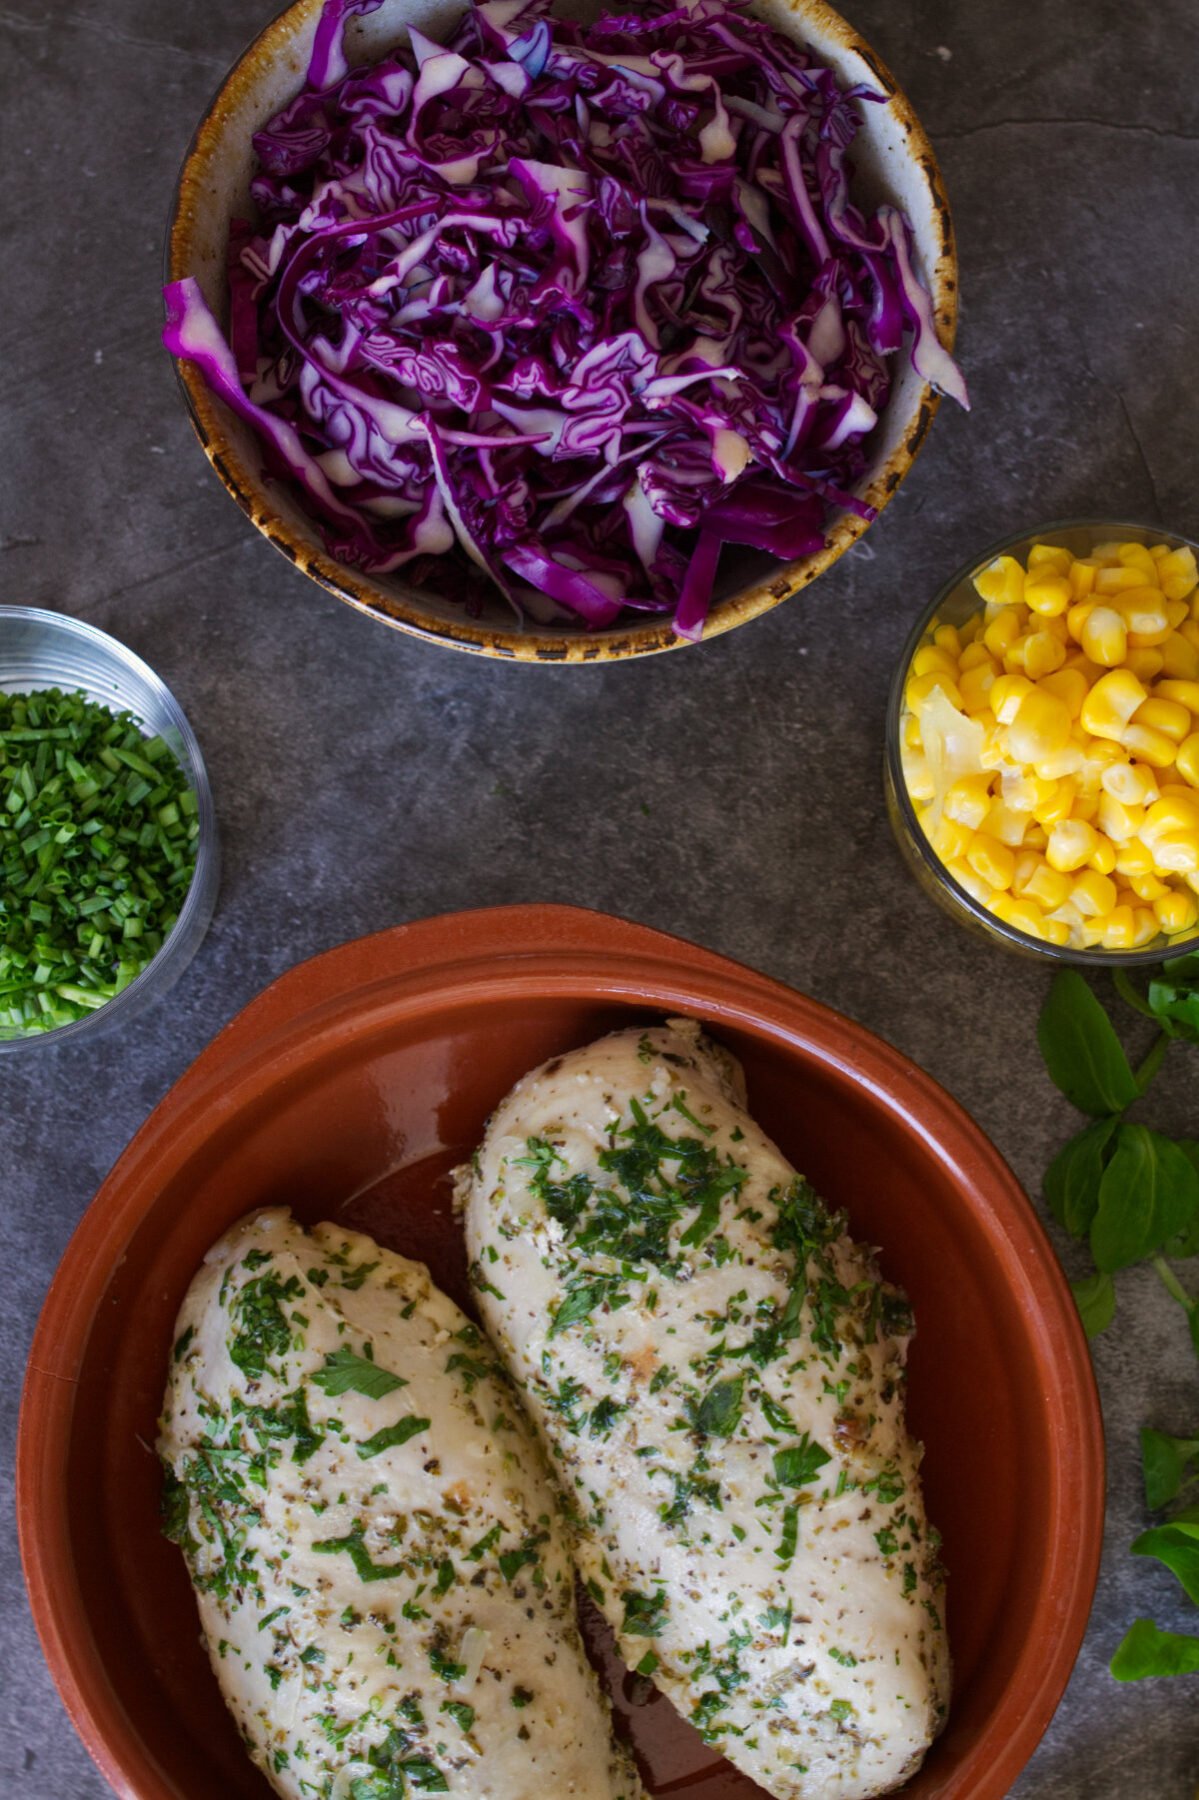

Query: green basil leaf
left=1071, top=1270, right=1115, bottom=1339
left=1162, top=950, right=1199, bottom=983
left=1110, top=1618, right=1199, bottom=1680
left=311, top=1347, right=405, bottom=1400
left=1090, top=1125, right=1199, bottom=1272
left=1168, top=1142, right=1199, bottom=1257
left=1044, top=1118, right=1118, bottom=1238
left=1037, top=970, right=1140, bottom=1116
left=1131, top=1521, right=1199, bottom=1606
left=1141, top=1428, right=1199, bottom=1511
left=1146, top=980, right=1199, bottom=1045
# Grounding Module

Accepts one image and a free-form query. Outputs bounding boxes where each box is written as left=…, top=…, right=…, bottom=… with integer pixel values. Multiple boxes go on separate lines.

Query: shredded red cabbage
left=165, top=0, right=967, bottom=639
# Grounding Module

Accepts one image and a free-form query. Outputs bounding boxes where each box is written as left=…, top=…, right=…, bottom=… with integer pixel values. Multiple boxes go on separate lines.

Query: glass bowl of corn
left=885, top=520, right=1199, bottom=964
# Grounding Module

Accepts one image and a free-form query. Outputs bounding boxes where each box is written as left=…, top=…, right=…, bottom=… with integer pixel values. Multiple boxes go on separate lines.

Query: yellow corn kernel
left=1115, top=838, right=1155, bottom=877
left=1071, top=869, right=1118, bottom=917
left=1097, top=792, right=1147, bottom=843
left=983, top=800, right=1028, bottom=847
left=1135, top=697, right=1192, bottom=743
left=1159, top=632, right=1199, bottom=681
left=1034, top=745, right=1085, bottom=780
left=983, top=606, right=1025, bottom=658
left=1003, top=636, right=1032, bottom=673
left=1092, top=542, right=1125, bottom=564
left=1177, top=733, right=1199, bottom=788
left=1024, top=863, right=1072, bottom=909
left=1024, top=630, right=1067, bottom=678
left=1153, top=832, right=1199, bottom=875
left=975, top=557, right=1026, bottom=609
left=1102, top=905, right=1137, bottom=948
left=1095, top=565, right=1146, bottom=594
left=1156, top=678, right=1199, bottom=712
left=991, top=672, right=1034, bottom=725
left=1007, top=689, right=1072, bottom=763
left=913, top=644, right=959, bottom=680
left=906, top=671, right=965, bottom=712
left=1100, top=760, right=1160, bottom=806
left=900, top=748, right=935, bottom=803
left=1131, top=907, right=1160, bottom=948
left=958, top=663, right=998, bottom=715
left=1046, top=819, right=1099, bottom=872
left=1028, top=543, right=1074, bottom=575
left=966, top=833, right=1016, bottom=889
left=943, top=857, right=994, bottom=907
left=1125, top=647, right=1165, bottom=682
left=1066, top=600, right=1096, bottom=643
left=1118, top=542, right=1159, bottom=577
left=1130, top=872, right=1170, bottom=903
left=1068, top=560, right=1099, bottom=599
left=1184, top=620, right=1199, bottom=652
left=933, top=623, right=963, bottom=658
left=903, top=713, right=924, bottom=750
left=1025, top=823, right=1049, bottom=850
left=1090, top=836, right=1118, bottom=874
left=959, top=641, right=995, bottom=672
left=977, top=719, right=1006, bottom=770
left=1034, top=776, right=1077, bottom=826
left=986, top=893, right=1048, bottom=938
left=944, top=774, right=994, bottom=830
left=1063, top=653, right=1106, bottom=685
left=1158, top=546, right=1199, bottom=602
left=930, top=815, right=978, bottom=862
left=1149, top=543, right=1171, bottom=562
left=1072, top=792, right=1100, bottom=823
left=1041, top=916, right=1072, bottom=946
left=1080, top=606, right=1128, bottom=667
left=1012, top=849, right=1045, bottom=892
left=1121, top=722, right=1178, bottom=768
left=1155, top=890, right=1199, bottom=935
left=1038, top=667, right=1089, bottom=719
left=1142, top=794, right=1199, bottom=842
left=1167, top=599, right=1192, bottom=630
left=1115, top=586, right=1171, bottom=636
left=1079, top=669, right=1148, bottom=740
left=1024, top=572, right=1072, bottom=617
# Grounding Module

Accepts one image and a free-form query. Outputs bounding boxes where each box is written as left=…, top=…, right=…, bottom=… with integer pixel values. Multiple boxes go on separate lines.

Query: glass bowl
left=885, top=518, right=1199, bottom=967
left=0, top=608, right=219, bottom=1049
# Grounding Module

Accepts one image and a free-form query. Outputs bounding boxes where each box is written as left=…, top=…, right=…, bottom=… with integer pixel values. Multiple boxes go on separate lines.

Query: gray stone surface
left=2, top=0, right=1198, bottom=1793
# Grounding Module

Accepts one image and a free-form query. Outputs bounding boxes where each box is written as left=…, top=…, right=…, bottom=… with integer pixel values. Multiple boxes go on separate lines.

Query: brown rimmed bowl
left=19, top=903, right=1099, bottom=1799
left=166, top=0, right=960, bottom=662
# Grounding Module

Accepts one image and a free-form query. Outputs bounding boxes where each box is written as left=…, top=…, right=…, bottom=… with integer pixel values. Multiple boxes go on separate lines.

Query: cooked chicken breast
left=459, top=1022, right=950, bottom=1800
left=159, top=1208, right=643, bottom=1800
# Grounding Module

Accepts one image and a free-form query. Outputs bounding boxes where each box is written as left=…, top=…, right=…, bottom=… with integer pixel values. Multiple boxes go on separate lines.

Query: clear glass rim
left=0, top=607, right=219, bottom=1051
left=885, top=517, right=1199, bottom=970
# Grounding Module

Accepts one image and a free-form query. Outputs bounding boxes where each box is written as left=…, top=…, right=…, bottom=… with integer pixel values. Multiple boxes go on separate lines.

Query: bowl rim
left=885, top=516, right=1199, bottom=968
left=18, top=902, right=1102, bottom=1800
left=0, top=605, right=220, bottom=1051
left=165, top=0, right=960, bottom=663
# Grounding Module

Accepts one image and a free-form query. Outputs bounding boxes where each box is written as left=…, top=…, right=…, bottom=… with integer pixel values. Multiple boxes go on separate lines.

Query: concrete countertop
left=2, top=0, right=1197, bottom=1793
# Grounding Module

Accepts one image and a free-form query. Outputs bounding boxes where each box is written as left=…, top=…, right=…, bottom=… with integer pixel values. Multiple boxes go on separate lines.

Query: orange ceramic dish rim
left=19, top=903, right=1099, bottom=1800
left=166, top=0, right=960, bottom=663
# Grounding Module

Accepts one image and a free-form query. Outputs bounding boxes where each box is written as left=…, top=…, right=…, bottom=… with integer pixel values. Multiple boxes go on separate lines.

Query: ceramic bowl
left=0, top=607, right=219, bottom=1049
left=885, top=518, right=1199, bottom=966
left=19, top=904, right=1099, bottom=1799
left=167, top=0, right=959, bottom=662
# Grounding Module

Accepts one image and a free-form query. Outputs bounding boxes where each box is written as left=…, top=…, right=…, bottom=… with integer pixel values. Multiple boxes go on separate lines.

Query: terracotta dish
left=18, top=904, right=1100, bottom=1799
left=167, top=0, right=959, bottom=662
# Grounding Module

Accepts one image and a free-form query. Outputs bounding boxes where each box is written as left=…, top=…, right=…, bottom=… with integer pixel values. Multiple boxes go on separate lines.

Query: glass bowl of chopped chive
left=0, top=608, right=218, bottom=1045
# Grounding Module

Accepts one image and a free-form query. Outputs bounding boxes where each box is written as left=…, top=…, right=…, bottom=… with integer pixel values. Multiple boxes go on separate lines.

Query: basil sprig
left=1036, top=963, right=1199, bottom=1680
